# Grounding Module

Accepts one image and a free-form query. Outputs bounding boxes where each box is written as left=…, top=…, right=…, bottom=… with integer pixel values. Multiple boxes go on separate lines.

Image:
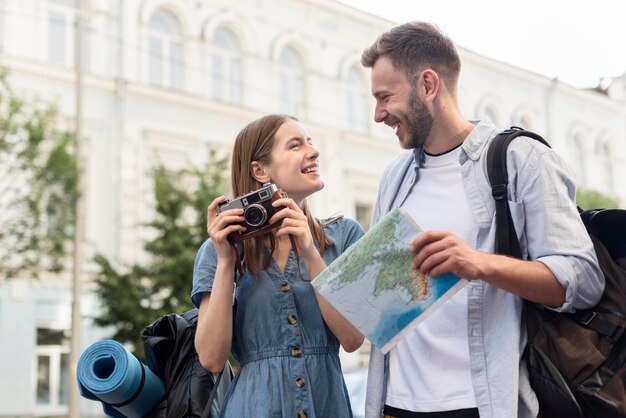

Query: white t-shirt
left=386, top=146, right=479, bottom=412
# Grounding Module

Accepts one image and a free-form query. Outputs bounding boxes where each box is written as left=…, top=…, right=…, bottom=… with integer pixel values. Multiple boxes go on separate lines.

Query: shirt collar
left=460, top=119, right=498, bottom=162
left=411, top=119, right=498, bottom=168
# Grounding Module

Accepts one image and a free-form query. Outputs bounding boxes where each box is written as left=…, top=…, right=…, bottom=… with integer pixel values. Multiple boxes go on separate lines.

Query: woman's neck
left=271, top=234, right=292, bottom=272
left=275, top=234, right=291, bottom=247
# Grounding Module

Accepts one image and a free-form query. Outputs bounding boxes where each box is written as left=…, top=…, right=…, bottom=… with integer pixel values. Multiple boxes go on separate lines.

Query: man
left=361, top=21, right=604, bottom=418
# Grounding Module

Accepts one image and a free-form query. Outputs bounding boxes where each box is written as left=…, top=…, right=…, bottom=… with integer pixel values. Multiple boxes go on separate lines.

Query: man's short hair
left=361, top=21, right=461, bottom=92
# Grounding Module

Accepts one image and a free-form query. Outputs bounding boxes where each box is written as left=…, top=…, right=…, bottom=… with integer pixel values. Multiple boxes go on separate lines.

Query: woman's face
left=260, top=119, right=323, bottom=205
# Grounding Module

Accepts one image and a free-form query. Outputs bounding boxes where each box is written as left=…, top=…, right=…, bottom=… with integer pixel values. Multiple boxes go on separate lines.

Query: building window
left=148, top=9, right=183, bottom=89
left=346, top=67, right=368, bottom=133
left=483, top=105, right=500, bottom=126
left=355, top=203, right=372, bottom=231
left=210, top=27, right=241, bottom=103
left=570, top=134, right=585, bottom=183
left=35, top=327, right=70, bottom=415
left=517, top=115, right=533, bottom=131
left=0, top=0, right=6, bottom=51
left=46, top=0, right=76, bottom=66
left=46, top=182, right=73, bottom=239
left=278, top=46, right=304, bottom=114
left=597, top=142, right=613, bottom=191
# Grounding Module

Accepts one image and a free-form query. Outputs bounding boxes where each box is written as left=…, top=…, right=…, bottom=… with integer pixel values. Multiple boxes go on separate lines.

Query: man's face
left=370, top=55, right=434, bottom=149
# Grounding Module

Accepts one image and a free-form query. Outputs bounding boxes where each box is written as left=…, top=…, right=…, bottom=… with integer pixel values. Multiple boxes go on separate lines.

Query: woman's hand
left=269, top=197, right=317, bottom=259
left=206, top=196, right=245, bottom=264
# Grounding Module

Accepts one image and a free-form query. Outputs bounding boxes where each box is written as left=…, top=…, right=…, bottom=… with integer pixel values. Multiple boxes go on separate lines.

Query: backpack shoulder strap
left=201, top=371, right=223, bottom=418
left=486, top=127, right=551, bottom=258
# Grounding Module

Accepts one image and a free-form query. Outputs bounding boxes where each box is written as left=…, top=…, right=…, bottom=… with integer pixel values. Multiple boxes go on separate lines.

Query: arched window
left=483, top=105, right=500, bottom=127
left=346, top=67, right=368, bottom=133
left=278, top=46, right=304, bottom=114
left=210, top=27, right=241, bottom=103
left=518, top=115, right=533, bottom=131
left=597, top=141, right=613, bottom=191
left=148, top=9, right=183, bottom=89
left=0, top=0, right=4, bottom=51
left=355, top=202, right=373, bottom=231
left=46, top=0, right=76, bottom=66
left=570, top=134, right=585, bottom=183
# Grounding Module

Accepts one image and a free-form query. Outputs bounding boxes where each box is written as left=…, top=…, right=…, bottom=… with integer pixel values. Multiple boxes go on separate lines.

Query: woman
left=191, top=114, right=365, bottom=417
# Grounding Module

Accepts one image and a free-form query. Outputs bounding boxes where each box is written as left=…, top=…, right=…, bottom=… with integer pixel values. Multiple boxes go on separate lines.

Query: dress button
left=280, top=282, right=291, bottom=292
left=297, top=411, right=308, bottom=418
left=295, top=377, right=306, bottom=388
left=287, top=314, right=298, bottom=325
left=291, top=347, right=302, bottom=357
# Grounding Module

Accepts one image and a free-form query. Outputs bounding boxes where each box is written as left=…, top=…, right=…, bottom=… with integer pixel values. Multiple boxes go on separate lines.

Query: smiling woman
left=191, top=114, right=367, bottom=418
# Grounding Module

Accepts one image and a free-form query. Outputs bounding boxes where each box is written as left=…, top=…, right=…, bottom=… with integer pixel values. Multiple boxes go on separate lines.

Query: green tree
left=0, top=67, right=78, bottom=278
left=576, top=188, right=621, bottom=210
left=93, top=154, right=228, bottom=357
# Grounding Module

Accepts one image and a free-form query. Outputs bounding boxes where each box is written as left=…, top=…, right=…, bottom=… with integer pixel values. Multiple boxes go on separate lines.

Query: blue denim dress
left=191, top=217, right=364, bottom=418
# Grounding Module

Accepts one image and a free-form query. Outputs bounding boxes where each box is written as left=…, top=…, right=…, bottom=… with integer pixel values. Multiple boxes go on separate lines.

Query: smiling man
left=360, top=21, right=604, bottom=418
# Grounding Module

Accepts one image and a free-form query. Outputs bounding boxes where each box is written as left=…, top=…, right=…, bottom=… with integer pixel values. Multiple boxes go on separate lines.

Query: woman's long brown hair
left=230, top=114, right=332, bottom=276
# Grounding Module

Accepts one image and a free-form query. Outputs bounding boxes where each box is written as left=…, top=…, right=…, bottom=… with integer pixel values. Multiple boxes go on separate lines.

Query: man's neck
left=424, top=119, right=474, bottom=155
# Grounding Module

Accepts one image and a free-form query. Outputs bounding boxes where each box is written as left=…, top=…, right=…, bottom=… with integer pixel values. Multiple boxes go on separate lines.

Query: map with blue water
left=313, top=207, right=466, bottom=353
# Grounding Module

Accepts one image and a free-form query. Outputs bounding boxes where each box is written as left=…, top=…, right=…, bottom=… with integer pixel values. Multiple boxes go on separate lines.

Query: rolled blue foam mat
left=77, top=339, right=165, bottom=418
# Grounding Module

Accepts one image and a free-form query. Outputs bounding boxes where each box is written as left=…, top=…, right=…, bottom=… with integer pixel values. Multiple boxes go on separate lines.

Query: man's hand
left=411, top=231, right=566, bottom=307
left=410, top=230, right=487, bottom=280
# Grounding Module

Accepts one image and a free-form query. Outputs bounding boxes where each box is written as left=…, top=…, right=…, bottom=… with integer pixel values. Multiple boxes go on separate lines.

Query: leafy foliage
left=0, top=67, right=78, bottom=278
left=577, top=188, right=621, bottom=210
left=93, top=153, right=228, bottom=358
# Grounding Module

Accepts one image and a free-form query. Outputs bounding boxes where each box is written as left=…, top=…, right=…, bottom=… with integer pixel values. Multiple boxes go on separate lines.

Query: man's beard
left=400, top=90, right=434, bottom=150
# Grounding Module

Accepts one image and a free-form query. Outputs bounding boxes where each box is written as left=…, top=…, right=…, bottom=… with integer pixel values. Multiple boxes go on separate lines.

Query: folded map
left=313, top=207, right=466, bottom=353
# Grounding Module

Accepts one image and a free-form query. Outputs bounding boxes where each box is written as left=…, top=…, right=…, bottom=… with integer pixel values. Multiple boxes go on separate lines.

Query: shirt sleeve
left=190, top=238, right=218, bottom=308
left=511, top=138, right=604, bottom=312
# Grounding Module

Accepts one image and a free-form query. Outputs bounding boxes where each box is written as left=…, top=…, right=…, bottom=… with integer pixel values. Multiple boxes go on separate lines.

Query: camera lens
left=244, top=204, right=267, bottom=227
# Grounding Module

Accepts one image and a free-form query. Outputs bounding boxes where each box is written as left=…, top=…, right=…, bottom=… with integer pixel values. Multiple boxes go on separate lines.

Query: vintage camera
left=217, top=183, right=287, bottom=244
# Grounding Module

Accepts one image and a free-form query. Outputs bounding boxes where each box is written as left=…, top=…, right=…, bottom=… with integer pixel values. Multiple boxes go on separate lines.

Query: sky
left=339, top=0, right=626, bottom=89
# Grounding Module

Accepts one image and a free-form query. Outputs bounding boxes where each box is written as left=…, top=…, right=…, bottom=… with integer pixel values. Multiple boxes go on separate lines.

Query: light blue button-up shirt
left=365, top=120, right=604, bottom=418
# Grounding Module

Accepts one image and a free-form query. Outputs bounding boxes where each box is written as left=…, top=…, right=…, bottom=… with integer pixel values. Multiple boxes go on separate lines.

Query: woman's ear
left=250, top=161, right=271, bottom=183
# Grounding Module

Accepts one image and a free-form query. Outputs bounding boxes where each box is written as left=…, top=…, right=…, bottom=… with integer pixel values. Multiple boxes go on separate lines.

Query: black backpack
left=487, top=127, right=626, bottom=418
left=141, top=309, right=232, bottom=418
